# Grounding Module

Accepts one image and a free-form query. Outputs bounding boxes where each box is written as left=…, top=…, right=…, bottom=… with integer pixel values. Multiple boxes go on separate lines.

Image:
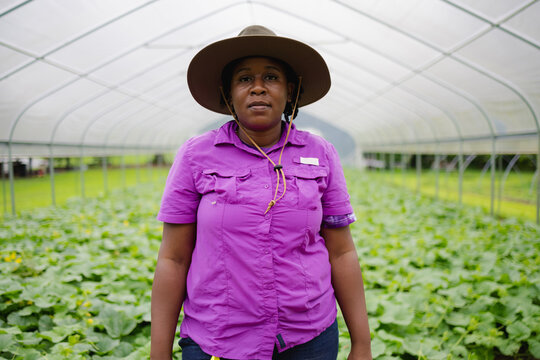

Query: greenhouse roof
left=1, top=0, right=539, bottom=157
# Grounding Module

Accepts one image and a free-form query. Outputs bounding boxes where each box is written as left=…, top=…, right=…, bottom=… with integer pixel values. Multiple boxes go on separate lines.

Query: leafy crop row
left=1, top=171, right=539, bottom=359
left=342, top=169, right=540, bottom=359
left=1, top=189, right=163, bottom=359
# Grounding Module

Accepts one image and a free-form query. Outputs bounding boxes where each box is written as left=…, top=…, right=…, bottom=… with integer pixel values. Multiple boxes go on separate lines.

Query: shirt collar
left=214, top=120, right=307, bottom=150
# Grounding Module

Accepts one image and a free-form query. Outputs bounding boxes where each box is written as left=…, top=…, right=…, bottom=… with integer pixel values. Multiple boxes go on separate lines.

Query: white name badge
left=300, top=157, right=319, bottom=166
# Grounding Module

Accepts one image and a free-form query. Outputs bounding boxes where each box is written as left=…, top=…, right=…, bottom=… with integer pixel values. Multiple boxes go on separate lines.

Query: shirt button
left=264, top=184, right=269, bottom=189
left=264, top=249, right=270, bottom=254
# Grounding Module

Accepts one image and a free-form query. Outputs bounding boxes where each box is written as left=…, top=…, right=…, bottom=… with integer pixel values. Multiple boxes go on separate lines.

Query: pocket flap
left=202, top=168, right=251, bottom=178
left=285, top=165, right=328, bottom=179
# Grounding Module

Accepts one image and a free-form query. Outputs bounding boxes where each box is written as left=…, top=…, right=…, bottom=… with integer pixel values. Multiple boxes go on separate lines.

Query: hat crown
left=238, top=25, right=276, bottom=37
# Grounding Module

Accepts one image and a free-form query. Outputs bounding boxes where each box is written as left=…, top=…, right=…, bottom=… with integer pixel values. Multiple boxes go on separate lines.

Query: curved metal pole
left=332, top=0, right=539, bottom=132
left=442, top=0, right=540, bottom=51
left=329, top=0, right=539, bottom=217
left=0, top=0, right=34, bottom=18
left=12, top=6, right=244, bottom=156
left=1, top=0, right=160, bottom=81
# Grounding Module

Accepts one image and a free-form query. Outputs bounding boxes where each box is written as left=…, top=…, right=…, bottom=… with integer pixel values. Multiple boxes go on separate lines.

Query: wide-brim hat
left=187, top=25, right=331, bottom=115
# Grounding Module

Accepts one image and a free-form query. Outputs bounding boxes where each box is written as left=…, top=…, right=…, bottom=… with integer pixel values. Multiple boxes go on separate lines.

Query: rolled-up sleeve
left=157, top=140, right=200, bottom=223
left=321, top=143, right=354, bottom=218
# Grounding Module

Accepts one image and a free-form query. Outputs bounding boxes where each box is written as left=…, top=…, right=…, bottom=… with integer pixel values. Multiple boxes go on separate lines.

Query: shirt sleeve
left=321, top=213, right=357, bottom=228
left=321, top=142, right=354, bottom=217
left=157, top=140, right=200, bottom=223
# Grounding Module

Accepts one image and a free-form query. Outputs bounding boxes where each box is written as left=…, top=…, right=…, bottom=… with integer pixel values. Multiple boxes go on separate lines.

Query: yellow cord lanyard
left=219, top=76, right=302, bottom=214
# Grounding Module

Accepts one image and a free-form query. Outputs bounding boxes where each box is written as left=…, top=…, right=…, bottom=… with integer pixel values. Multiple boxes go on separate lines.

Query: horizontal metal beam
left=0, top=140, right=172, bottom=151
left=363, top=130, right=538, bottom=147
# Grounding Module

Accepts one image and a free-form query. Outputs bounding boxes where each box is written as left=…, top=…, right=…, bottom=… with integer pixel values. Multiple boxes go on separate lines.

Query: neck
left=236, top=122, right=283, bottom=148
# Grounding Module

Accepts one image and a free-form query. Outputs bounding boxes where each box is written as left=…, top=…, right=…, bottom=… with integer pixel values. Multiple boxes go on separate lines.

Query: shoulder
left=294, top=127, right=338, bottom=156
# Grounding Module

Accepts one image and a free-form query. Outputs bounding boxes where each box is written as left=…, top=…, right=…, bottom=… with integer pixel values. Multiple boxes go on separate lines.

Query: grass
left=360, top=168, right=538, bottom=222
left=1, top=165, right=169, bottom=215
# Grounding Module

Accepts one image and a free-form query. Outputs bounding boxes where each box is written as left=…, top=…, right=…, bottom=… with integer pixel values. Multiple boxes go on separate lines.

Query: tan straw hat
left=187, top=25, right=331, bottom=115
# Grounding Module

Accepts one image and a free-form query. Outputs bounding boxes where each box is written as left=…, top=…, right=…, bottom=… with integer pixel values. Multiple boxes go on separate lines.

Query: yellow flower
left=83, top=301, right=91, bottom=307
left=27, top=300, right=32, bottom=305
left=76, top=300, right=83, bottom=306
left=10, top=252, right=17, bottom=260
left=85, top=312, right=91, bottom=317
left=84, top=229, right=91, bottom=235
left=4, top=256, right=11, bottom=262
left=123, top=220, right=129, bottom=226
left=15, top=258, right=22, bottom=264
left=86, top=318, right=94, bottom=325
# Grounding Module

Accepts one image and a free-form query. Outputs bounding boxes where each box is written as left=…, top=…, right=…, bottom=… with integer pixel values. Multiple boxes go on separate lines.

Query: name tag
left=300, top=157, right=319, bottom=166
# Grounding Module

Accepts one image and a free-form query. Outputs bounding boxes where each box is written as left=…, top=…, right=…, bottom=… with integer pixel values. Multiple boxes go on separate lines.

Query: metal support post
left=458, top=143, right=464, bottom=205
left=416, top=153, right=421, bottom=195
left=121, top=155, right=126, bottom=190
left=435, top=153, right=440, bottom=200
left=80, top=150, right=85, bottom=200
left=136, top=154, right=141, bottom=184
left=49, top=146, right=55, bottom=206
left=490, top=141, right=496, bottom=217
left=2, top=161, right=6, bottom=215
left=537, top=141, right=540, bottom=224
left=8, top=143, right=15, bottom=215
left=497, top=155, right=503, bottom=215
left=402, top=152, right=406, bottom=187
left=102, top=156, right=108, bottom=195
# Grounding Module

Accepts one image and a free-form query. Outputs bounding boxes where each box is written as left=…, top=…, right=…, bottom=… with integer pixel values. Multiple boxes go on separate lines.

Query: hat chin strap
left=219, top=76, right=302, bottom=214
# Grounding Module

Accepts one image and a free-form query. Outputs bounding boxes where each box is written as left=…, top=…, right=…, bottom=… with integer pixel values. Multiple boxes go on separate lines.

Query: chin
left=239, top=117, right=282, bottom=131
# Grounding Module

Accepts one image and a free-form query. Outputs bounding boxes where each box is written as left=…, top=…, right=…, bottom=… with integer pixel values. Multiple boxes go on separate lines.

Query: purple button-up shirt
left=158, top=120, right=354, bottom=359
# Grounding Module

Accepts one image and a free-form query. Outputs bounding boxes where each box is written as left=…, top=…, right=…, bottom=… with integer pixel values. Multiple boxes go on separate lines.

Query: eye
left=265, top=74, right=278, bottom=81
left=238, top=75, right=251, bottom=82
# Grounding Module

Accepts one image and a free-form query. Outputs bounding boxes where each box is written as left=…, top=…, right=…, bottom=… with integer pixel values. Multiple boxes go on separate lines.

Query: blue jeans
left=179, top=319, right=338, bottom=360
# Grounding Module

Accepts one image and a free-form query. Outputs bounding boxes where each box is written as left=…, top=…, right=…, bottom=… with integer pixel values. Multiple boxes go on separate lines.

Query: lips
left=248, top=101, right=270, bottom=111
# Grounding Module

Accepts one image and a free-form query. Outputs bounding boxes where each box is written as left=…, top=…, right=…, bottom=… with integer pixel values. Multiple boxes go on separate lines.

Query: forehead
left=232, top=56, right=286, bottom=73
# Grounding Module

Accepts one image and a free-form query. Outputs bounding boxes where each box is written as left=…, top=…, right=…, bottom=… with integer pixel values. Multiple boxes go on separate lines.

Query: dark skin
left=150, top=223, right=195, bottom=360
left=150, top=56, right=372, bottom=359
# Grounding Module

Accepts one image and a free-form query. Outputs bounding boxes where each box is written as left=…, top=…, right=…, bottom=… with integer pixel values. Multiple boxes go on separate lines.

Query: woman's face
left=229, top=57, right=293, bottom=133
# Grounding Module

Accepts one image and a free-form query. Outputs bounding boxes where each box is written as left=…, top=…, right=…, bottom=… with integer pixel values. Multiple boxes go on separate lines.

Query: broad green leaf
left=506, top=321, right=531, bottom=342
left=87, top=332, right=120, bottom=354
left=0, top=278, right=23, bottom=294
left=371, top=337, right=386, bottom=357
left=112, top=341, right=135, bottom=357
left=528, top=338, right=540, bottom=358
left=498, top=338, right=520, bottom=356
left=7, top=312, right=38, bottom=329
left=98, top=308, right=137, bottom=338
left=38, top=326, right=74, bottom=343
left=445, top=311, right=471, bottom=327
left=378, top=303, right=414, bottom=326
left=0, top=333, right=15, bottom=350
left=16, top=331, right=43, bottom=346
left=11, top=347, right=42, bottom=360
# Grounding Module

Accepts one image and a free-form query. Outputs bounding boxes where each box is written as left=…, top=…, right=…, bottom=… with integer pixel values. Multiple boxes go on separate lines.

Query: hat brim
left=187, top=35, right=331, bottom=115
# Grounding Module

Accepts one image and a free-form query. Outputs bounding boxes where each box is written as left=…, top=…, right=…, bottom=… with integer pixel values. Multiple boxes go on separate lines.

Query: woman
left=151, top=25, right=372, bottom=360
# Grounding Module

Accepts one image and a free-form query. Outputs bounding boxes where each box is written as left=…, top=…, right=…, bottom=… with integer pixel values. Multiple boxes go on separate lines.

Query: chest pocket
left=201, top=168, right=252, bottom=204
left=285, top=163, right=328, bottom=210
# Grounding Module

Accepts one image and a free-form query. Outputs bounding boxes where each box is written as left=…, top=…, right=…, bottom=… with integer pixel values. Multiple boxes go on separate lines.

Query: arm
left=322, top=225, right=372, bottom=360
left=151, top=222, right=196, bottom=360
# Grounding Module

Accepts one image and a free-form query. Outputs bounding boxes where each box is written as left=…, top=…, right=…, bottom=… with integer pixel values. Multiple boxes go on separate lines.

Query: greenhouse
left=1, top=0, right=539, bottom=359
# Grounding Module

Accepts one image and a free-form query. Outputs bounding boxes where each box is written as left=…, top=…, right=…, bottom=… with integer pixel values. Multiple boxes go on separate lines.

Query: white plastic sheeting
left=1, top=0, right=539, bottom=157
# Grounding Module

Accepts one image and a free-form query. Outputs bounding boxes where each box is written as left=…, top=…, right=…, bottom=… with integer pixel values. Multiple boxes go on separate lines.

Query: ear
left=287, top=82, right=294, bottom=102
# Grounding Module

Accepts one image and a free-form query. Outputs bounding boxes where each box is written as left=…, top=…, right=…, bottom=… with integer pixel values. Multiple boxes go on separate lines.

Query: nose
left=250, top=75, right=266, bottom=95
